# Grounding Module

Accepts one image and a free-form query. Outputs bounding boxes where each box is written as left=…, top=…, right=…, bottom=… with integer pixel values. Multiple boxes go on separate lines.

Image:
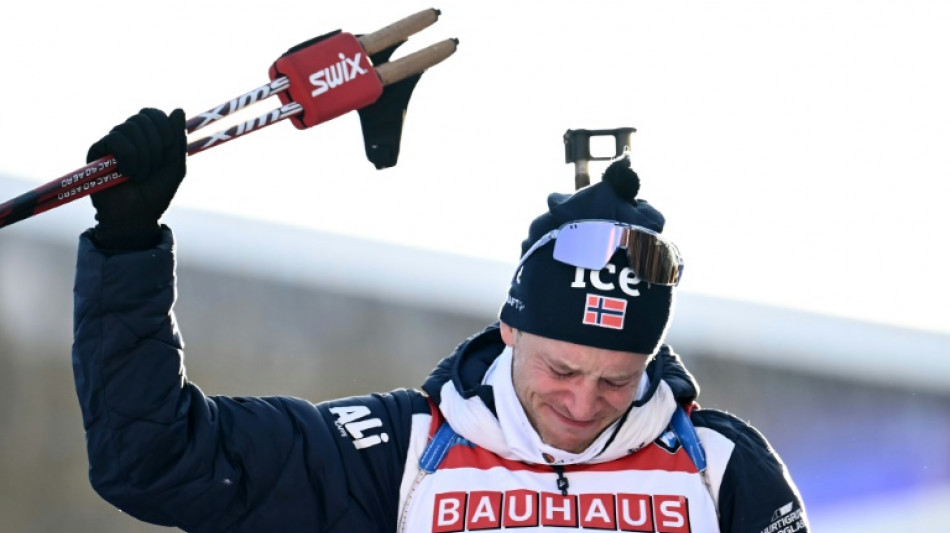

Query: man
left=72, top=108, right=810, bottom=533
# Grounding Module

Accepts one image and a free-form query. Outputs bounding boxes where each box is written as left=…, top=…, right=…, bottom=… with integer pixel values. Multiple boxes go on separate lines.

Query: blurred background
left=1, top=1, right=949, bottom=531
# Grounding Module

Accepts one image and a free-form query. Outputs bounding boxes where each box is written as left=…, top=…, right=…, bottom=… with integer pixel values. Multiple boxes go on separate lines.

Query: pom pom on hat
left=601, top=155, right=640, bottom=202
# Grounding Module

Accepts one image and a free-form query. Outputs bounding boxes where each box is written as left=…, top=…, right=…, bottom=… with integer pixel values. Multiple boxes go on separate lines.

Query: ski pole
left=0, top=8, right=457, bottom=229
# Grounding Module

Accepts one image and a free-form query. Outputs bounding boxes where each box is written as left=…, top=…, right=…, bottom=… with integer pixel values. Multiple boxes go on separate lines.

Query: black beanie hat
left=499, top=156, right=675, bottom=355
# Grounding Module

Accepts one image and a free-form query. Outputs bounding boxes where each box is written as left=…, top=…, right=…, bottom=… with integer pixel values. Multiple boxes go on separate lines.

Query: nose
left=562, top=379, right=600, bottom=422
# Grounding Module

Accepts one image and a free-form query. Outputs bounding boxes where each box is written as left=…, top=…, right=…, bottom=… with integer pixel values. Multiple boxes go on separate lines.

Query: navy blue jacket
left=72, top=228, right=808, bottom=532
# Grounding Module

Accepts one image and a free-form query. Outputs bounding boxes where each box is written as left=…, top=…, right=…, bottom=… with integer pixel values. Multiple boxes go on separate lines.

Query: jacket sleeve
left=692, top=409, right=810, bottom=533
left=71, top=227, right=429, bottom=533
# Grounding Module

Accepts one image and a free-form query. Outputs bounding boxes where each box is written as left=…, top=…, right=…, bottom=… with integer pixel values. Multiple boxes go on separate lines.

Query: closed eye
left=549, top=366, right=577, bottom=380
left=600, top=378, right=631, bottom=390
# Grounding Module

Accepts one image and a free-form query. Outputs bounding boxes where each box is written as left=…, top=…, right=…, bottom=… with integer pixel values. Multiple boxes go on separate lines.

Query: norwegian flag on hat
left=582, top=293, right=627, bottom=330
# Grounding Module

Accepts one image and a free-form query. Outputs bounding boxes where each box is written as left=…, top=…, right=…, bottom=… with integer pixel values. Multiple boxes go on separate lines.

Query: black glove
left=86, top=108, right=187, bottom=250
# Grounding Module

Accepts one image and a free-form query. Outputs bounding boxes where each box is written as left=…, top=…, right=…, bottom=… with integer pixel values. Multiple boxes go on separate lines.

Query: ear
left=499, top=321, right=517, bottom=347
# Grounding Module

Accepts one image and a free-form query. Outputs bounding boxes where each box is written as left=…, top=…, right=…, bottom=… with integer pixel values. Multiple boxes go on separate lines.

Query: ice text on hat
left=570, top=265, right=642, bottom=298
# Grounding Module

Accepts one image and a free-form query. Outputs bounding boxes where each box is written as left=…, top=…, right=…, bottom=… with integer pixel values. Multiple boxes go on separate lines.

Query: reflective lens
left=519, top=220, right=684, bottom=286
left=551, top=222, right=626, bottom=270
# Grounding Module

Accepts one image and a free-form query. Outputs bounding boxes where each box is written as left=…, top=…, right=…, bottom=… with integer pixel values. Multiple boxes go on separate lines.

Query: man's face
left=500, top=322, right=651, bottom=454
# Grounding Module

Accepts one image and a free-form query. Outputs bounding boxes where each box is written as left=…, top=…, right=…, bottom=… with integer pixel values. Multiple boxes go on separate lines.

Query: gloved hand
left=86, top=108, right=187, bottom=250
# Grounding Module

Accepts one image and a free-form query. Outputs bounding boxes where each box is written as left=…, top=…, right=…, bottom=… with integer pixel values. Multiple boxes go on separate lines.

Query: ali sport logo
left=328, top=405, right=390, bottom=450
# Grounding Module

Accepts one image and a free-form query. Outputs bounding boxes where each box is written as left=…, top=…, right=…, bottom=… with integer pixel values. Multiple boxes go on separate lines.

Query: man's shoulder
left=688, top=407, right=786, bottom=474
left=689, top=407, right=793, bottom=491
left=318, top=388, right=431, bottom=414
left=690, top=408, right=810, bottom=532
left=690, top=407, right=771, bottom=447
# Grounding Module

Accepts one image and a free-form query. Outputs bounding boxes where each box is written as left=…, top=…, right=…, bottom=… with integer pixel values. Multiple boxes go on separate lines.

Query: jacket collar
left=421, top=323, right=700, bottom=465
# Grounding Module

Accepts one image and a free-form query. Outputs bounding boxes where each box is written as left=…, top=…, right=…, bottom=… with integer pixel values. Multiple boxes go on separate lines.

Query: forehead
left=515, top=330, right=648, bottom=377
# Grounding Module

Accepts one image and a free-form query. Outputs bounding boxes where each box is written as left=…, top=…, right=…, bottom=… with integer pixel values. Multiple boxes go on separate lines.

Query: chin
left=546, top=435, right=592, bottom=454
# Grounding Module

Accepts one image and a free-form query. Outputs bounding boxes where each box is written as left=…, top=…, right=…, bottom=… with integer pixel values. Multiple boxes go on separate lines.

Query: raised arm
left=71, top=109, right=424, bottom=532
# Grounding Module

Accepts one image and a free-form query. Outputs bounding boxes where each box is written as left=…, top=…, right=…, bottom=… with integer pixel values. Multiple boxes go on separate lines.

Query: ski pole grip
left=375, top=38, right=458, bottom=86
left=358, top=8, right=441, bottom=56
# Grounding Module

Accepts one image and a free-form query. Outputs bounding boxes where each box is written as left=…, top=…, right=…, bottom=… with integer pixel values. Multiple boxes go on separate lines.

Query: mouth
left=548, top=405, right=600, bottom=430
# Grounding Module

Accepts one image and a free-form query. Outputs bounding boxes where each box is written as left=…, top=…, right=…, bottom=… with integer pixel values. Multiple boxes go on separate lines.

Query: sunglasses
left=517, top=220, right=684, bottom=286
